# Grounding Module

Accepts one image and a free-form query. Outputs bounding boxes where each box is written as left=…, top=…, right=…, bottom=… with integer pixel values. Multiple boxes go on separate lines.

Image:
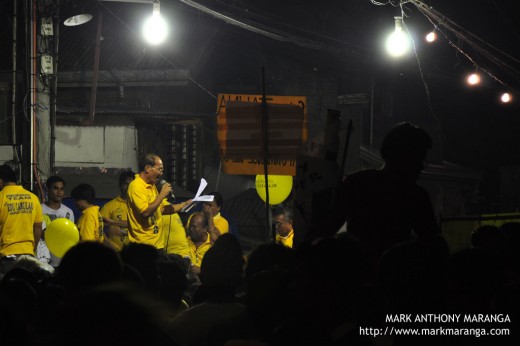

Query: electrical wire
left=400, top=4, right=457, bottom=162
left=408, top=0, right=520, bottom=90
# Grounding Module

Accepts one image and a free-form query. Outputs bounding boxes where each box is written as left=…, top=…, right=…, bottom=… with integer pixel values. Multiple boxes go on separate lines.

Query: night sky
left=204, top=0, right=520, bottom=170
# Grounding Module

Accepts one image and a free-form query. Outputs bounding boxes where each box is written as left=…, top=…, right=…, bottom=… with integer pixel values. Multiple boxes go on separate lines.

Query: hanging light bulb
left=142, top=0, right=168, bottom=45
left=386, top=16, right=411, bottom=57
left=425, top=31, right=437, bottom=43
left=467, top=73, right=481, bottom=86
left=500, top=92, right=512, bottom=103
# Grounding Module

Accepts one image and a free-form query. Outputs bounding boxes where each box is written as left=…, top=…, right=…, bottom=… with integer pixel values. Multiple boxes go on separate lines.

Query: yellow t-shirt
left=100, top=196, right=129, bottom=251
left=163, top=213, right=190, bottom=258
left=77, top=205, right=104, bottom=243
left=213, top=212, right=229, bottom=235
left=276, top=230, right=294, bottom=248
left=188, top=233, right=212, bottom=267
left=127, top=175, right=166, bottom=249
left=0, top=185, right=43, bottom=256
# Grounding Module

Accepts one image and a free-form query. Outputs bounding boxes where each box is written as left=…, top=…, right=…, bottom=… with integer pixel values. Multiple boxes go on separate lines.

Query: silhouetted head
left=471, top=225, right=505, bottom=255
left=120, top=243, right=161, bottom=295
left=200, top=233, right=244, bottom=293
left=58, top=242, right=123, bottom=292
left=380, top=122, right=432, bottom=181
left=0, top=165, right=16, bottom=189
left=245, top=242, right=294, bottom=280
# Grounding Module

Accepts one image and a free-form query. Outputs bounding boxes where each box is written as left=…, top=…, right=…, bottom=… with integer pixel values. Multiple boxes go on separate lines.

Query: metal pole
left=261, top=67, right=271, bottom=239
left=30, top=0, right=36, bottom=190
left=11, top=0, right=18, bottom=145
left=85, top=9, right=103, bottom=125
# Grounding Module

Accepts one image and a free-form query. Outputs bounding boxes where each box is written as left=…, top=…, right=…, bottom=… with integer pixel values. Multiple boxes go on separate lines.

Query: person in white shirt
left=37, top=175, right=75, bottom=267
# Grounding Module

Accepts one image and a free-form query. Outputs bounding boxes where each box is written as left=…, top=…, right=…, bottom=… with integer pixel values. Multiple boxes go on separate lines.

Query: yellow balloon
left=255, top=175, right=293, bottom=205
left=45, top=218, right=80, bottom=258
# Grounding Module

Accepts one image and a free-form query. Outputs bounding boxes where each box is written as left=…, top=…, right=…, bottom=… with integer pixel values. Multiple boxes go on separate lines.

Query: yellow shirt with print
left=188, top=233, right=212, bottom=267
left=100, top=196, right=129, bottom=251
left=163, top=213, right=190, bottom=258
left=0, top=185, right=43, bottom=256
left=77, top=205, right=104, bottom=243
left=127, top=174, right=166, bottom=249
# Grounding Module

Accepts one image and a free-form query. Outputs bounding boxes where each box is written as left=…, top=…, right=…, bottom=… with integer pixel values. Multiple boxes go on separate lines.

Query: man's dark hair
left=138, top=153, right=158, bottom=172
left=207, top=191, right=224, bottom=208
left=119, top=171, right=136, bottom=186
left=46, top=175, right=66, bottom=189
left=71, top=183, right=96, bottom=204
left=0, top=165, right=17, bottom=183
left=380, top=122, right=432, bottom=162
left=272, top=206, right=293, bottom=221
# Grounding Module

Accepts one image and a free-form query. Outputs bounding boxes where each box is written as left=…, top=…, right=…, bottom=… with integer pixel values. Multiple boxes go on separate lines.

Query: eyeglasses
left=189, top=223, right=205, bottom=230
left=153, top=165, right=164, bottom=172
left=273, top=220, right=289, bottom=227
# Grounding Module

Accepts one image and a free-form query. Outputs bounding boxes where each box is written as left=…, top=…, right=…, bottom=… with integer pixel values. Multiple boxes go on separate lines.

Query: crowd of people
left=0, top=123, right=519, bottom=345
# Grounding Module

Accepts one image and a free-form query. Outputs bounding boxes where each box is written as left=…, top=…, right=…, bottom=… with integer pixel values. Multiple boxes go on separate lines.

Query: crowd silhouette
left=1, top=123, right=519, bottom=345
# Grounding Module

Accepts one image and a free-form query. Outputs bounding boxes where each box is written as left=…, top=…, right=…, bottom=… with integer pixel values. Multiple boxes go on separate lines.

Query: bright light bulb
left=142, top=12, right=168, bottom=45
left=501, top=92, right=512, bottom=103
left=467, top=73, right=481, bottom=86
left=425, top=31, right=437, bottom=43
left=386, top=17, right=411, bottom=57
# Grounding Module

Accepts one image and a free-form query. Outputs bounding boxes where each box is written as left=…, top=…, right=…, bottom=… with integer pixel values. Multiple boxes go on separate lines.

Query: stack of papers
left=180, top=178, right=214, bottom=212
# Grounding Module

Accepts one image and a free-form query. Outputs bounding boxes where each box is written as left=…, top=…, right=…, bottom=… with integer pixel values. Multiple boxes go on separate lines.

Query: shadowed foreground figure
left=57, top=242, right=123, bottom=293
left=316, top=122, right=440, bottom=265
left=168, top=233, right=246, bottom=346
left=51, top=283, right=176, bottom=346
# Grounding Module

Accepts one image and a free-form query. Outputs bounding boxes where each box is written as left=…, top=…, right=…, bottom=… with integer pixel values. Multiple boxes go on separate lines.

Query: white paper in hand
left=180, top=178, right=214, bottom=212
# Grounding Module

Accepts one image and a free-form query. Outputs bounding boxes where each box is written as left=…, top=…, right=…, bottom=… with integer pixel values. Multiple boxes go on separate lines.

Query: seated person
left=272, top=206, right=295, bottom=248
left=202, top=192, right=229, bottom=241
left=187, top=212, right=216, bottom=275
left=71, top=184, right=104, bottom=243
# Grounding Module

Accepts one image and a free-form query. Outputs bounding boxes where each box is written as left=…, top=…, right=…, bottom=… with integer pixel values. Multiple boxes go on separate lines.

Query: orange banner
left=217, top=93, right=308, bottom=176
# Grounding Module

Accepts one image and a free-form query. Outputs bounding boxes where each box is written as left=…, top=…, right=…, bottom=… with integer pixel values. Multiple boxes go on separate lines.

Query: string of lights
left=382, top=0, right=520, bottom=103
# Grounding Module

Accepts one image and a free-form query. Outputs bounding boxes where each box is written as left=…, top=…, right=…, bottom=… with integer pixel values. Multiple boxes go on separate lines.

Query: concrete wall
left=55, top=125, right=138, bottom=169
left=0, top=146, right=13, bottom=162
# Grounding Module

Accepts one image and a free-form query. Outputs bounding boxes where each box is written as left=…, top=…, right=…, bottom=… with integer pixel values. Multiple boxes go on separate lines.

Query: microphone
left=159, top=180, right=176, bottom=200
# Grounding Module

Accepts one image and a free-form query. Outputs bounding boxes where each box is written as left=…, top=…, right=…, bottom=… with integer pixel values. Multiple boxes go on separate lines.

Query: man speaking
left=127, top=153, right=189, bottom=250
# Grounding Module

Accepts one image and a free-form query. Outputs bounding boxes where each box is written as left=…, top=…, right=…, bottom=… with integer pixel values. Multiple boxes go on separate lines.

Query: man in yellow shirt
left=126, top=153, right=190, bottom=250
left=71, top=183, right=104, bottom=243
left=101, top=171, right=135, bottom=251
left=273, top=207, right=295, bottom=248
left=0, top=165, right=43, bottom=274
left=187, top=212, right=213, bottom=275
left=202, top=192, right=229, bottom=241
